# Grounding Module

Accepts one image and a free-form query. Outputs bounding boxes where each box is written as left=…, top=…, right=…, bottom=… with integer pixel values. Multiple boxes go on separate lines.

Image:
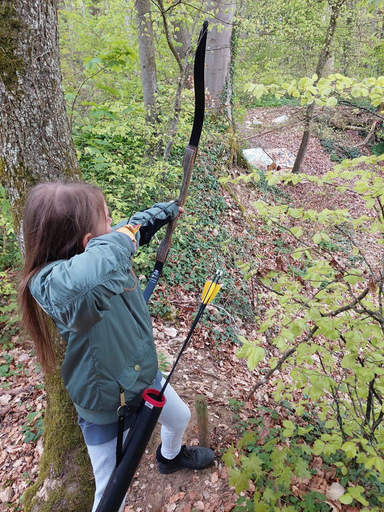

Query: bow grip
left=155, top=144, right=198, bottom=263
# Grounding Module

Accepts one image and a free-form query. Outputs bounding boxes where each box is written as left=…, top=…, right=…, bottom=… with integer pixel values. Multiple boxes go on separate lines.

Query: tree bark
left=135, top=0, right=158, bottom=123
left=292, top=0, right=346, bottom=174
left=0, top=1, right=93, bottom=510
left=204, top=0, right=236, bottom=111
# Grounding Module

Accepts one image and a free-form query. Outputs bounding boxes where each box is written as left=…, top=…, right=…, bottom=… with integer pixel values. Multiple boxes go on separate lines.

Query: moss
left=0, top=1, right=26, bottom=89
left=23, top=332, right=94, bottom=511
left=0, top=156, right=81, bottom=235
left=0, top=159, right=38, bottom=232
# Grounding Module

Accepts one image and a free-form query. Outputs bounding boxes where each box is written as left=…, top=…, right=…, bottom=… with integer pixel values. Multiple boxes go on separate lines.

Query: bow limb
left=143, top=21, right=208, bottom=303
left=156, top=21, right=208, bottom=262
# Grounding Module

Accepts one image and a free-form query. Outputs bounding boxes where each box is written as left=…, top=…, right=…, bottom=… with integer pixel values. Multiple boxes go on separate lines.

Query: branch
left=339, top=99, right=384, bottom=121
left=246, top=287, right=370, bottom=400
left=69, top=64, right=110, bottom=130
left=352, top=120, right=380, bottom=148
left=246, top=326, right=318, bottom=400
left=153, top=0, right=184, bottom=73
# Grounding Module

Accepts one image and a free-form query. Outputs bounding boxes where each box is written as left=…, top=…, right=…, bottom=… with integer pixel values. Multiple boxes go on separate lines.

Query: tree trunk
left=204, top=0, right=236, bottom=111
left=0, top=1, right=93, bottom=510
left=292, top=0, right=346, bottom=174
left=171, top=17, right=190, bottom=61
left=135, top=0, right=158, bottom=123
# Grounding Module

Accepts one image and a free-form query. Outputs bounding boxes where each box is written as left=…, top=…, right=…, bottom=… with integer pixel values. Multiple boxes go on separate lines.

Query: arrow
left=159, top=269, right=223, bottom=399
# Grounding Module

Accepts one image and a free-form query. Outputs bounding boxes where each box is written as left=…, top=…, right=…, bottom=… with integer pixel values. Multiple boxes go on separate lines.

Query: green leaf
left=84, top=57, right=103, bottom=70
left=290, top=226, right=303, bottom=237
left=267, top=175, right=280, bottom=186
left=263, top=486, right=278, bottom=504
left=242, top=453, right=264, bottom=476
left=238, top=432, right=256, bottom=450
left=288, top=208, right=302, bottom=219
left=325, top=96, right=337, bottom=107
left=247, top=346, right=265, bottom=371
left=228, top=467, right=250, bottom=493
left=222, top=445, right=235, bottom=467
left=259, top=320, right=272, bottom=332
left=254, top=502, right=269, bottom=512
left=276, top=465, right=292, bottom=487
left=270, top=446, right=287, bottom=466
left=342, top=441, right=357, bottom=458
left=312, top=439, right=325, bottom=455
left=339, top=493, right=353, bottom=504
left=294, top=458, right=311, bottom=479
left=348, top=485, right=369, bottom=506
left=356, top=367, right=375, bottom=383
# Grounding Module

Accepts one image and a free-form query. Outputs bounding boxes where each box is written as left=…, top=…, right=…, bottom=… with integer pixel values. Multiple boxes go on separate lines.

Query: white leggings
left=87, top=379, right=190, bottom=512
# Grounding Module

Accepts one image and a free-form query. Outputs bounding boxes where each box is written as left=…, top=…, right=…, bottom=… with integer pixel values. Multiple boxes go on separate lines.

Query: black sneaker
left=156, top=444, right=214, bottom=474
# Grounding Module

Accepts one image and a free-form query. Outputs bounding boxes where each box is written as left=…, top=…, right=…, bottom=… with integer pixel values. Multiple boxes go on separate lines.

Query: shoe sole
left=157, top=461, right=214, bottom=474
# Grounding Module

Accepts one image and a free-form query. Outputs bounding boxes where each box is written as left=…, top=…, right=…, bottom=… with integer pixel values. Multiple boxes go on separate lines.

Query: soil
left=0, top=104, right=379, bottom=512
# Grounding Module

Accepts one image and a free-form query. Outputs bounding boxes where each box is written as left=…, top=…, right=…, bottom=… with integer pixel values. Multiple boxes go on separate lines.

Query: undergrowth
left=75, top=114, right=255, bottom=345
left=0, top=186, right=21, bottom=346
left=226, top=403, right=384, bottom=512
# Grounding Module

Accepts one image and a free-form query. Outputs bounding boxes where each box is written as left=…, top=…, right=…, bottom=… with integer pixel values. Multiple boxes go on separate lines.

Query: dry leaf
left=367, top=276, right=377, bottom=295
left=169, top=492, right=185, bottom=504
left=326, top=482, right=345, bottom=501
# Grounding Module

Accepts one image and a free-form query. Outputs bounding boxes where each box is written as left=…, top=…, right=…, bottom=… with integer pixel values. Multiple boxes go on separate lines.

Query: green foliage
left=0, top=270, right=20, bottom=347
left=73, top=99, right=253, bottom=343
left=0, top=188, right=21, bottom=346
left=21, top=411, right=45, bottom=443
left=226, top=404, right=384, bottom=510
left=371, top=142, right=384, bottom=156
left=226, top=152, right=384, bottom=509
left=244, top=94, right=300, bottom=109
left=235, top=0, right=384, bottom=109
left=320, top=138, right=361, bottom=162
left=246, top=74, right=384, bottom=110
left=0, top=185, right=20, bottom=271
left=157, top=352, right=170, bottom=373
left=59, top=0, right=143, bottom=125
left=226, top=405, right=330, bottom=512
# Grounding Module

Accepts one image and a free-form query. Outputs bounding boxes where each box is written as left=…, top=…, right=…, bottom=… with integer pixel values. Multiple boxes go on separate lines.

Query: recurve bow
left=143, top=21, right=208, bottom=303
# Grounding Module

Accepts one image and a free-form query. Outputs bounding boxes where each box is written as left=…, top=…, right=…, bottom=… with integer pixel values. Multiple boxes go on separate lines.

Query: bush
left=225, top=153, right=384, bottom=510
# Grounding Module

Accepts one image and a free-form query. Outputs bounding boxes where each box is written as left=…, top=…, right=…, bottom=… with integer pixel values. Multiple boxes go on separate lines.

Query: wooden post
left=195, top=395, right=210, bottom=447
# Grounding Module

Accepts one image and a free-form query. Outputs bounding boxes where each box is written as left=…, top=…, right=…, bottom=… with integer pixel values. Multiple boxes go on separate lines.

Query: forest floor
left=0, top=104, right=376, bottom=512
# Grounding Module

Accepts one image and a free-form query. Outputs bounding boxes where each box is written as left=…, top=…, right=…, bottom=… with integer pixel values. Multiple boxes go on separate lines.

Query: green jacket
left=29, top=201, right=179, bottom=424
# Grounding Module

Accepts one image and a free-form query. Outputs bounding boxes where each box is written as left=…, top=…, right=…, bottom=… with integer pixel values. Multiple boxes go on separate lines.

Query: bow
left=143, top=21, right=209, bottom=303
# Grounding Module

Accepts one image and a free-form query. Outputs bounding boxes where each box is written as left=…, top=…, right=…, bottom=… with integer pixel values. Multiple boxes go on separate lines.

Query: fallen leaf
left=169, top=492, right=185, bottom=504
left=326, top=482, right=345, bottom=501
left=164, top=327, right=178, bottom=337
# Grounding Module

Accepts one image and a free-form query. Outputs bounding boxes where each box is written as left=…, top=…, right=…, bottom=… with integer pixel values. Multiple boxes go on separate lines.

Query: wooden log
left=195, top=395, right=210, bottom=448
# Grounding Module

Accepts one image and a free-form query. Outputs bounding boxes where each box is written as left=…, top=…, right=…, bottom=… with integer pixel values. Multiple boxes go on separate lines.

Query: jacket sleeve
left=115, top=201, right=180, bottom=247
left=30, top=232, right=136, bottom=333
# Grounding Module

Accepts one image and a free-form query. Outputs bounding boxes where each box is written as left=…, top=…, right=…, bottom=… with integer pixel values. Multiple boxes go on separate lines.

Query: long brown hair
left=18, top=181, right=107, bottom=372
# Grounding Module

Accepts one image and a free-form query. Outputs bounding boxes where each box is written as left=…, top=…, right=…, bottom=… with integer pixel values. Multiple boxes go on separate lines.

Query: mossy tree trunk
left=0, top=1, right=94, bottom=510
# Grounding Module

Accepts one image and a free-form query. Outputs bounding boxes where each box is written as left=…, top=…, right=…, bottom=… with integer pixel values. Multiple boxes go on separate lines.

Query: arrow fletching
left=202, top=283, right=221, bottom=304
left=201, top=270, right=223, bottom=305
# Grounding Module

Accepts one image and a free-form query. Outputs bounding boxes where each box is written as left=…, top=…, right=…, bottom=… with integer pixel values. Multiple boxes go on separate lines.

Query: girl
left=18, top=181, right=214, bottom=512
